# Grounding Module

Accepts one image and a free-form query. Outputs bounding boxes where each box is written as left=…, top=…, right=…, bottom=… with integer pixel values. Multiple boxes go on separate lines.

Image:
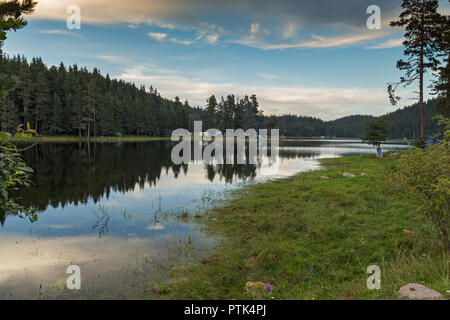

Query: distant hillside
left=272, top=99, right=443, bottom=139
left=303, top=99, right=442, bottom=139
left=324, top=115, right=374, bottom=138
left=385, top=99, right=442, bottom=139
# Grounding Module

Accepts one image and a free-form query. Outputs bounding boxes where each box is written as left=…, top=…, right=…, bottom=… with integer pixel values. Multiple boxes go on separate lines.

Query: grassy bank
left=156, top=153, right=449, bottom=299
left=12, top=135, right=171, bottom=143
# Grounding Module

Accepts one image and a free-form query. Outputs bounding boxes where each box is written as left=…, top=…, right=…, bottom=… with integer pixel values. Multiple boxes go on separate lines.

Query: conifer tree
left=388, top=0, right=442, bottom=141
left=433, top=8, right=450, bottom=117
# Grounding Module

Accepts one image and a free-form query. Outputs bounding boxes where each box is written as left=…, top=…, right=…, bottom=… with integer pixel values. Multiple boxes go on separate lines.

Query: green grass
left=155, top=153, right=449, bottom=300
left=12, top=135, right=171, bottom=143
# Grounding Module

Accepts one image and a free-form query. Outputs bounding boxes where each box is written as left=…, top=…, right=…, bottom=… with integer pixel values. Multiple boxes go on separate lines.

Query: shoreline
left=154, top=152, right=449, bottom=300
left=11, top=135, right=409, bottom=144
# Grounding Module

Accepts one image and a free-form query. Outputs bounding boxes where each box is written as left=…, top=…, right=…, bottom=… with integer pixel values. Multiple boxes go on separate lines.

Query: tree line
left=0, top=53, right=195, bottom=137
left=0, top=52, right=444, bottom=139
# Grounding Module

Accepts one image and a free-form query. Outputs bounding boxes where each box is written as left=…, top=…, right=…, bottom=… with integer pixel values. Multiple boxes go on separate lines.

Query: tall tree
left=0, top=0, right=36, bottom=44
left=388, top=0, right=442, bottom=141
left=205, top=95, right=217, bottom=129
left=433, top=8, right=450, bottom=117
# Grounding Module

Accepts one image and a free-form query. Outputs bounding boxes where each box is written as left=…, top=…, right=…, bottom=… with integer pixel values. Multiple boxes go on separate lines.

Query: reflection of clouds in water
left=0, top=234, right=162, bottom=286
left=147, top=223, right=165, bottom=230
left=46, top=224, right=75, bottom=229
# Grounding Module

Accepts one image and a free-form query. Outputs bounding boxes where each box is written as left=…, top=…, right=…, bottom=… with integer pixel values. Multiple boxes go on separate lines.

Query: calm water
left=0, top=139, right=409, bottom=298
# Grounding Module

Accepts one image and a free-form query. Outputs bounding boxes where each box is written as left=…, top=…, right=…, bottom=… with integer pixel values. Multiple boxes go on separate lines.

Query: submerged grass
left=157, top=153, right=449, bottom=300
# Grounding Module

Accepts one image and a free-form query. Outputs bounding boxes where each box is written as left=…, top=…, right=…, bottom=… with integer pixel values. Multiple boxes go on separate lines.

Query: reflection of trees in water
left=11, top=141, right=323, bottom=215
left=203, top=147, right=321, bottom=183
left=205, top=163, right=257, bottom=183
left=15, top=141, right=186, bottom=211
left=278, top=150, right=321, bottom=160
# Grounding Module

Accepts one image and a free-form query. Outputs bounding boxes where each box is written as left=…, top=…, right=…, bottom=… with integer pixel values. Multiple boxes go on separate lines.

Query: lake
left=0, top=139, right=410, bottom=299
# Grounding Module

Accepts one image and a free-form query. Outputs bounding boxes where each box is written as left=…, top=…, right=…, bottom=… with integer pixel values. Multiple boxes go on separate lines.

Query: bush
left=387, top=117, right=450, bottom=253
left=0, top=126, right=37, bottom=224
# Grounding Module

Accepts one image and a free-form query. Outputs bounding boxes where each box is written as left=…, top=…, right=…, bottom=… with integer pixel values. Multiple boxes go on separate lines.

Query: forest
left=0, top=52, right=444, bottom=139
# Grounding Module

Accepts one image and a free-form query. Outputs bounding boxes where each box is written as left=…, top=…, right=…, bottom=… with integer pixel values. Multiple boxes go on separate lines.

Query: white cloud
left=115, top=63, right=393, bottom=120
left=250, top=23, right=260, bottom=39
left=206, top=34, right=219, bottom=44
left=95, top=55, right=127, bottom=63
left=147, top=223, right=165, bottom=230
left=366, top=38, right=403, bottom=49
left=282, top=22, right=298, bottom=39
left=170, top=38, right=192, bottom=45
left=148, top=33, right=192, bottom=45
left=39, top=29, right=82, bottom=38
left=257, top=73, right=278, bottom=80
left=148, top=32, right=168, bottom=41
left=234, top=32, right=386, bottom=50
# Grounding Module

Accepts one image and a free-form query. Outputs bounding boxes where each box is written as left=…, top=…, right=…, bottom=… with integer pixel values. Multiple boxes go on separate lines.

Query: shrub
left=0, top=125, right=37, bottom=224
left=387, top=116, right=450, bottom=253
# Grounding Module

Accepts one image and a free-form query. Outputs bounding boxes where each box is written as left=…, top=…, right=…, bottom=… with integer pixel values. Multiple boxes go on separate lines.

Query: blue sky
left=2, top=0, right=449, bottom=120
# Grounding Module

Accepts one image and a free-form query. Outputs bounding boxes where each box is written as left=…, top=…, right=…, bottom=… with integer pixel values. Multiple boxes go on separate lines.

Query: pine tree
left=30, top=70, right=49, bottom=131
left=205, top=95, right=217, bottom=129
left=388, top=0, right=442, bottom=141
left=0, top=0, right=36, bottom=44
left=0, top=96, right=19, bottom=132
left=433, top=10, right=450, bottom=117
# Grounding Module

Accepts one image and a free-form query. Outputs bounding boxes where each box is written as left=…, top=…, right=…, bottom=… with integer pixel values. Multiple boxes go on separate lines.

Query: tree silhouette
left=388, top=0, right=442, bottom=142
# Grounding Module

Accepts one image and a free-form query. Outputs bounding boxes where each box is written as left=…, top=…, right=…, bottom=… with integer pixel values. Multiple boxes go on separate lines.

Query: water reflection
left=0, top=139, right=410, bottom=298
left=4, top=140, right=410, bottom=224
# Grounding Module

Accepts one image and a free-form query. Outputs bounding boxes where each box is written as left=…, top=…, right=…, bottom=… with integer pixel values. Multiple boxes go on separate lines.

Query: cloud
left=32, top=0, right=406, bottom=49
left=148, top=33, right=192, bottom=45
left=170, top=38, right=193, bottom=45
left=148, top=32, right=168, bottom=41
left=282, top=22, right=298, bottom=39
left=250, top=23, right=260, bottom=39
left=366, top=38, right=403, bottom=49
left=115, top=63, right=393, bottom=120
left=234, top=31, right=386, bottom=50
left=147, top=223, right=165, bottom=230
left=38, top=29, right=82, bottom=38
left=33, top=0, right=403, bottom=28
left=95, top=55, right=127, bottom=63
left=205, top=34, right=219, bottom=44
left=257, top=73, right=278, bottom=80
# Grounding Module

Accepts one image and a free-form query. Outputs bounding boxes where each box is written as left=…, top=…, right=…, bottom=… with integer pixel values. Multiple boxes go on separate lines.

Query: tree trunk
left=23, top=89, right=28, bottom=126
left=419, top=52, right=425, bottom=142
left=419, top=6, right=426, bottom=142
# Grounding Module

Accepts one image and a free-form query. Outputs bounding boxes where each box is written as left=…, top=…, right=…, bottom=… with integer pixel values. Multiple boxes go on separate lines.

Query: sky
left=2, top=0, right=450, bottom=120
